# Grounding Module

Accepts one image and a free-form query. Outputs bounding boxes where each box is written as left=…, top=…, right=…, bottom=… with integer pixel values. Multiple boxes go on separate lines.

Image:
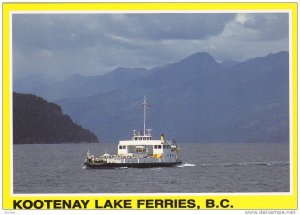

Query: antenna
left=142, top=96, right=150, bottom=135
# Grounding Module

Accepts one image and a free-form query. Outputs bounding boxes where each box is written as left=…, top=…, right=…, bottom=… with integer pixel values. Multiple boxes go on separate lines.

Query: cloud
left=12, top=13, right=288, bottom=80
left=224, top=13, right=289, bottom=41
left=13, top=14, right=105, bottom=51
left=101, top=13, right=236, bottom=40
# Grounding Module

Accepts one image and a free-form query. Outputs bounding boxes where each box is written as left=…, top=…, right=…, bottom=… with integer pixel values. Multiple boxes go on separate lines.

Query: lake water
left=13, top=143, right=289, bottom=193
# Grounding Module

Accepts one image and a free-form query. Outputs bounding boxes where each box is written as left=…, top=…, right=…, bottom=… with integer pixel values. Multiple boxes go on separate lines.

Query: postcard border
left=2, top=2, right=298, bottom=210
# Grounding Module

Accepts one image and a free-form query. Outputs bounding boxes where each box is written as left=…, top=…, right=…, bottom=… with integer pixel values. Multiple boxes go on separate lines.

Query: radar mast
left=142, top=96, right=150, bottom=135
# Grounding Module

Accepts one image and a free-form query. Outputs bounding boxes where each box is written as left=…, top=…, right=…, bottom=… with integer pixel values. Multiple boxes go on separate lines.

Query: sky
left=13, top=13, right=289, bottom=80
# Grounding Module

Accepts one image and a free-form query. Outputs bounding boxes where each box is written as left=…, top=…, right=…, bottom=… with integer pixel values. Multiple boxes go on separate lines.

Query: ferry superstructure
left=84, top=96, right=182, bottom=168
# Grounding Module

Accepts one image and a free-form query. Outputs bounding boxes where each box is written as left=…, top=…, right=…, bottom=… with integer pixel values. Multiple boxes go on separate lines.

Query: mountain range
left=14, top=51, right=289, bottom=143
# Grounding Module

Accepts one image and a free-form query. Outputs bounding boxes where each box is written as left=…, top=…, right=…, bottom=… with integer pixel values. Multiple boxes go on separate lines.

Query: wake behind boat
left=84, top=96, right=182, bottom=169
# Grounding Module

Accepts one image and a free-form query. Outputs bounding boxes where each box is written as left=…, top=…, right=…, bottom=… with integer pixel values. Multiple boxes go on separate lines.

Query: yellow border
left=2, top=2, right=298, bottom=210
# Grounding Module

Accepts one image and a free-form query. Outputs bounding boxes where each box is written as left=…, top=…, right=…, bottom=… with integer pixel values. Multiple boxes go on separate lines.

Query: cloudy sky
left=13, top=13, right=289, bottom=80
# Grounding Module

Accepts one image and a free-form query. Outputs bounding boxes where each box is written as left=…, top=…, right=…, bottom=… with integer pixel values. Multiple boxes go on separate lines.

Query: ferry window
left=119, top=146, right=122, bottom=149
left=154, top=145, right=157, bottom=149
left=158, top=145, right=161, bottom=149
left=122, top=145, right=126, bottom=149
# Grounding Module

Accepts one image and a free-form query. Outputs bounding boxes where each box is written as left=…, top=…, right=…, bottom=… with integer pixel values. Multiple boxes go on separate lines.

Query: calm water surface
left=13, top=143, right=289, bottom=193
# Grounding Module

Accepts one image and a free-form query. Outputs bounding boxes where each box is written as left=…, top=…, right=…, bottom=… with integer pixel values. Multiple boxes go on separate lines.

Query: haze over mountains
left=15, top=67, right=150, bottom=101
left=14, top=51, right=289, bottom=143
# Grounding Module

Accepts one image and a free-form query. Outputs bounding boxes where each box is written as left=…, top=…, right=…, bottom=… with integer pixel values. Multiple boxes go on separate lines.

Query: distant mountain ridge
left=13, top=92, right=98, bottom=144
left=15, top=67, right=150, bottom=101
left=14, top=51, right=289, bottom=143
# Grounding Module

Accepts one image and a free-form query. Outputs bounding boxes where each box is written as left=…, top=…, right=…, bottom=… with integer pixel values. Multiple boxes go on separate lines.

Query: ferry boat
left=84, top=96, right=182, bottom=168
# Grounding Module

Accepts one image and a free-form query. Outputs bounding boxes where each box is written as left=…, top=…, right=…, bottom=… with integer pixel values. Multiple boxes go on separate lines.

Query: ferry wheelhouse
left=84, top=96, right=182, bottom=168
